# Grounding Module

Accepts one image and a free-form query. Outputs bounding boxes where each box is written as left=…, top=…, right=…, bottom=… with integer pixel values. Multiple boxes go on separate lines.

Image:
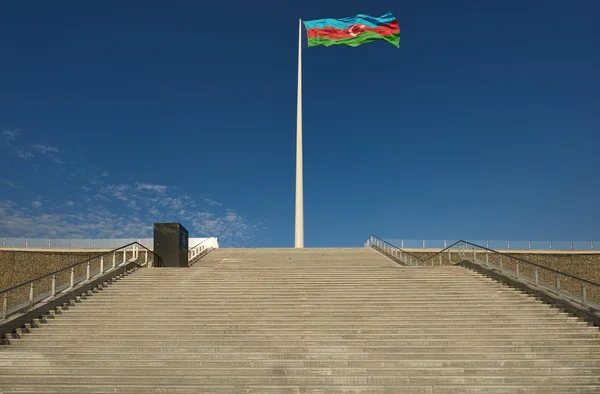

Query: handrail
left=368, top=235, right=599, bottom=287
left=188, top=238, right=215, bottom=251
left=366, top=234, right=600, bottom=308
left=460, top=240, right=600, bottom=287
left=419, top=240, right=465, bottom=264
left=189, top=237, right=218, bottom=261
left=1, top=242, right=166, bottom=323
left=0, top=242, right=164, bottom=295
left=364, top=234, right=427, bottom=266
left=364, top=235, right=425, bottom=261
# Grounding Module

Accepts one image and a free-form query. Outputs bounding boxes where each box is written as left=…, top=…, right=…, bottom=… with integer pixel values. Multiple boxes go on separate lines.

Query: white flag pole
left=295, top=18, right=304, bottom=248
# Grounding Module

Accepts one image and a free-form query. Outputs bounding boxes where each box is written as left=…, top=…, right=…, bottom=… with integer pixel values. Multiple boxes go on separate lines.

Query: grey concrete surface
left=1, top=248, right=599, bottom=393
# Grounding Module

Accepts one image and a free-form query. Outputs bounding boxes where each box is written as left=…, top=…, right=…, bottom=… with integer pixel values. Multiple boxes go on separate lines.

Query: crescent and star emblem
left=348, top=24, right=367, bottom=37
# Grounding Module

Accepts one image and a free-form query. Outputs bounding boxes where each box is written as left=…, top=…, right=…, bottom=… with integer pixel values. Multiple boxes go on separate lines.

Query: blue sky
left=1, top=0, right=599, bottom=247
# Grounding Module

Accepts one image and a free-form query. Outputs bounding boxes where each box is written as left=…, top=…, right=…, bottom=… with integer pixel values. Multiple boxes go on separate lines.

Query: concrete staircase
left=1, top=248, right=599, bottom=393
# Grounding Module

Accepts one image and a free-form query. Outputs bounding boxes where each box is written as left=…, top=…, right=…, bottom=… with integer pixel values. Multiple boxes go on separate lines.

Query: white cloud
left=136, top=183, right=167, bottom=194
left=16, top=150, right=34, bottom=160
left=2, top=180, right=18, bottom=188
left=1, top=128, right=64, bottom=164
left=31, top=144, right=59, bottom=154
left=1, top=128, right=20, bottom=141
left=0, top=176, right=258, bottom=246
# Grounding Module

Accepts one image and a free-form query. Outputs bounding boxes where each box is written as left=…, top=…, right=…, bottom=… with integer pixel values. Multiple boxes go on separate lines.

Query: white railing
left=1, top=242, right=161, bottom=323
left=382, top=239, right=598, bottom=251
left=0, top=238, right=154, bottom=249
left=456, top=241, right=600, bottom=310
left=189, top=237, right=219, bottom=261
left=366, top=235, right=600, bottom=310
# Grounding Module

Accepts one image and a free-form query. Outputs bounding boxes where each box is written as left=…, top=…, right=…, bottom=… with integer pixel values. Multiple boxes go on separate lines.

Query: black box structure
left=153, top=223, right=189, bottom=267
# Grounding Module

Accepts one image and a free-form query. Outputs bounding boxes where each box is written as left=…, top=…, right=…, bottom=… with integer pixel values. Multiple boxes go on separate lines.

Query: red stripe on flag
left=306, top=21, right=400, bottom=40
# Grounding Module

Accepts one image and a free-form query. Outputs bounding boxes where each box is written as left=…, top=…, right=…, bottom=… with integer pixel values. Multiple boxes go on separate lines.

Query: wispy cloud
left=16, top=150, right=34, bottom=160
left=1, top=128, right=20, bottom=142
left=1, top=180, right=257, bottom=246
left=2, top=180, right=19, bottom=189
left=31, top=144, right=59, bottom=154
left=1, top=129, right=64, bottom=164
left=0, top=126, right=258, bottom=246
left=136, top=183, right=167, bottom=194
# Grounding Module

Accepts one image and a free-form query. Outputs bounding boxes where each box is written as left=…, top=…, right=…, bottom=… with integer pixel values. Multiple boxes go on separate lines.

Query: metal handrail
left=364, top=235, right=427, bottom=266
left=366, top=234, right=600, bottom=308
left=0, top=242, right=163, bottom=295
left=1, top=242, right=165, bottom=322
left=189, top=237, right=218, bottom=261
left=459, top=240, right=600, bottom=287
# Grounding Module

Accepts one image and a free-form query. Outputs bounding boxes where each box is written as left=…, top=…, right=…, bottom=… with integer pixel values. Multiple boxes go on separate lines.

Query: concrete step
left=2, top=384, right=600, bottom=393
left=2, top=366, right=600, bottom=377
left=2, top=374, right=600, bottom=385
left=2, top=359, right=599, bottom=368
left=2, top=247, right=599, bottom=393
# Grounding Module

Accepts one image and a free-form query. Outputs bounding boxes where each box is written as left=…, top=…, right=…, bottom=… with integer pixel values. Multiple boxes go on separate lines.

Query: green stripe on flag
left=307, top=32, right=400, bottom=48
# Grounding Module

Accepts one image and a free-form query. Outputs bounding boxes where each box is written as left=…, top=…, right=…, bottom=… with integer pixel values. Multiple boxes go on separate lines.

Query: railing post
left=86, top=261, right=91, bottom=281
left=485, top=252, right=489, bottom=266
left=516, top=262, right=520, bottom=278
left=123, top=248, right=126, bottom=264
left=582, top=286, right=587, bottom=305
left=100, top=256, right=104, bottom=274
left=145, top=250, right=148, bottom=265
left=2, top=293, right=8, bottom=321
left=51, top=274, right=56, bottom=297
left=112, top=252, right=116, bottom=269
left=439, top=253, right=442, bottom=265
left=535, top=269, right=539, bottom=285
left=70, top=268, right=74, bottom=288
left=556, top=275, right=561, bottom=294
left=29, top=283, right=34, bottom=308
left=486, top=241, right=489, bottom=249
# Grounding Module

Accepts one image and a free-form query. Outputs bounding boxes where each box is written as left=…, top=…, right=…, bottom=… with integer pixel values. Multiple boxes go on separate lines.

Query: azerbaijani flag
left=303, top=12, right=400, bottom=48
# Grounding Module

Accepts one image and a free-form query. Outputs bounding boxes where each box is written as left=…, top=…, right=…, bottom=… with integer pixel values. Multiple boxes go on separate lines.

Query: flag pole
left=295, top=18, right=304, bottom=248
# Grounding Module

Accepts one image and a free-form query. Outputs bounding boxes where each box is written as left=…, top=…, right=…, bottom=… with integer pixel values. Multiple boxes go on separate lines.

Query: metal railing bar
left=0, top=242, right=164, bottom=295
left=366, top=235, right=600, bottom=288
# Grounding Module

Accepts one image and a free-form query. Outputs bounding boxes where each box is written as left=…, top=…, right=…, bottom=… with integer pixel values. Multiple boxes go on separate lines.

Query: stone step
left=2, top=384, right=600, bottom=393
left=3, top=351, right=597, bottom=361
left=2, top=366, right=600, bottom=376
left=9, top=345, right=600, bottom=353
left=2, top=374, right=600, bottom=385
left=2, top=358, right=599, bottom=368
left=26, top=332, right=600, bottom=340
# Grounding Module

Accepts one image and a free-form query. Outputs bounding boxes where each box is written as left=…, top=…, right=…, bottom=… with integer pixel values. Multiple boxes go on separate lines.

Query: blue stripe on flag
left=303, top=12, right=395, bottom=30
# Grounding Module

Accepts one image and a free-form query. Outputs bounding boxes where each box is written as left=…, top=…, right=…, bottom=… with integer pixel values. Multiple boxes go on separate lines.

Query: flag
left=303, top=12, right=400, bottom=48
